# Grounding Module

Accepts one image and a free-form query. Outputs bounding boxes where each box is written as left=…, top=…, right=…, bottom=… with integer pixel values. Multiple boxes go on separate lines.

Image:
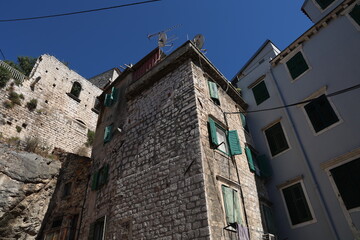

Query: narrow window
left=104, top=125, right=113, bottom=143
left=264, top=122, right=289, bottom=156
left=91, top=165, right=109, bottom=191
left=349, top=4, right=360, bottom=26
left=315, top=0, right=334, bottom=10
left=62, top=182, right=72, bottom=198
left=304, top=94, right=339, bottom=133
left=240, top=113, right=249, bottom=132
left=252, top=81, right=270, bottom=105
left=221, top=185, right=243, bottom=225
left=70, top=82, right=82, bottom=98
left=261, top=204, right=276, bottom=234
left=89, top=216, right=106, bottom=240
left=330, top=157, right=360, bottom=210
left=286, top=51, right=309, bottom=80
left=282, top=182, right=313, bottom=226
left=208, top=81, right=220, bottom=105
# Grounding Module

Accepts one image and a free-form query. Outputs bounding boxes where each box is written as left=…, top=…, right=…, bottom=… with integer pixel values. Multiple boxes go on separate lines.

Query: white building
left=232, top=0, right=360, bottom=239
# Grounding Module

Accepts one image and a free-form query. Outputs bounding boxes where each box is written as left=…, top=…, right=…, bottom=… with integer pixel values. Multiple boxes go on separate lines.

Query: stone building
left=0, top=55, right=102, bottom=155
left=79, top=42, right=272, bottom=239
left=232, top=0, right=360, bottom=239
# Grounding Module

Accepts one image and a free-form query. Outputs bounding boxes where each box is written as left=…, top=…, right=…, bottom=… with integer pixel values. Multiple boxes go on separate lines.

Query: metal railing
left=0, top=60, right=26, bottom=83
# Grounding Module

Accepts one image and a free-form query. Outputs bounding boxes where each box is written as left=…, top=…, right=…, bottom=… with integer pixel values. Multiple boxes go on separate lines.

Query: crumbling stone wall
left=0, top=55, right=102, bottom=155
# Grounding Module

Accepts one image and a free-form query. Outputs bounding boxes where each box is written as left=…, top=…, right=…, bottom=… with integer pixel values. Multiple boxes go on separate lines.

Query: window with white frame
left=286, top=51, right=309, bottom=80
left=281, top=181, right=314, bottom=226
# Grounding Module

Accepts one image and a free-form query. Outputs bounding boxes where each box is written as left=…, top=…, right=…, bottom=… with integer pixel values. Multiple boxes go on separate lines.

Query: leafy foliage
left=4, top=56, right=37, bottom=76
left=0, top=66, right=11, bottom=88
left=85, top=130, right=95, bottom=147
left=8, top=91, right=21, bottom=106
left=26, top=99, right=38, bottom=111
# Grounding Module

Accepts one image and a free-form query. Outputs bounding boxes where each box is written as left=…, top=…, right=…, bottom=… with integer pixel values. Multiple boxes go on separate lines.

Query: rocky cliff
left=0, top=143, right=61, bottom=239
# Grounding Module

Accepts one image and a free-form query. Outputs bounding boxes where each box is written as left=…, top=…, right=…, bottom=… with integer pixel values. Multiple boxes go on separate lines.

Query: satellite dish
left=158, top=32, right=168, bottom=48
left=193, top=34, right=205, bottom=49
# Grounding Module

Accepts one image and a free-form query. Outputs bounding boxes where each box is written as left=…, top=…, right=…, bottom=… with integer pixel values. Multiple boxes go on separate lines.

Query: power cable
left=225, top=83, right=360, bottom=114
left=0, top=49, right=6, bottom=59
left=0, top=0, right=161, bottom=23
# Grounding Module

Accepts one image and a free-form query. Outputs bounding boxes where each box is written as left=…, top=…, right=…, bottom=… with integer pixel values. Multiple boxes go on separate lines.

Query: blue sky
left=0, top=0, right=312, bottom=80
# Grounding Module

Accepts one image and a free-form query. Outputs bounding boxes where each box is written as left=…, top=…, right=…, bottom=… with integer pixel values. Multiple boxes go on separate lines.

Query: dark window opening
left=315, top=0, right=335, bottom=10
left=51, top=217, right=63, bottom=228
left=286, top=51, right=309, bottom=80
left=62, top=182, right=72, bottom=198
left=70, top=82, right=82, bottom=98
left=252, top=81, right=270, bottom=105
left=264, top=122, right=289, bottom=156
left=89, top=216, right=106, bottom=240
left=330, top=158, right=360, bottom=210
left=350, top=4, right=360, bottom=26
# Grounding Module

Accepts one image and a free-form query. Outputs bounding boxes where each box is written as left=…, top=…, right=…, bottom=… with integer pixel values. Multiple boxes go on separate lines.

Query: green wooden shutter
left=91, top=171, right=99, bottom=190
left=104, top=94, right=112, bottom=107
left=240, top=113, right=249, bottom=132
left=233, top=190, right=242, bottom=225
left=350, top=4, right=360, bottom=25
left=104, top=125, right=112, bottom=143
left=222, top=185, right=234, bottom=224
left=208, top=81, right=219, bottom=102
left=257, top=155, right=272, bottom=178
left=227, top=130, right=242, bottom=155
left=245, top=146, right=256, bottom=172
left=88, top=222, right=95, bottom=240
left=208, top=118, right=218, bottom=146
left=110, top=87, right=118, bottom=103
left=286, top=52, right=309, bottom=80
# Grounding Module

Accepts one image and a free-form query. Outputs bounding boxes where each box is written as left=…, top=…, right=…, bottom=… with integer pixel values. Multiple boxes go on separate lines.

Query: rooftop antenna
left=147, top=24, right=181, bottom=50
left=192, top=34, right=206, bottom=53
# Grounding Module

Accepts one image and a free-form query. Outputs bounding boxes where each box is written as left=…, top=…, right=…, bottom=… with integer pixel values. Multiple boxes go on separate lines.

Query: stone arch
left=70, top=81, right=82, bottom=98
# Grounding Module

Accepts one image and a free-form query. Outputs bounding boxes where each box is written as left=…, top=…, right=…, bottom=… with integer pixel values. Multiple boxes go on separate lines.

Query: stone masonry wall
left=80, top=60, right=210, bottom=239
left=192, top=62, right=266, bottom=240
left=0, top=55, right=102, bottom=155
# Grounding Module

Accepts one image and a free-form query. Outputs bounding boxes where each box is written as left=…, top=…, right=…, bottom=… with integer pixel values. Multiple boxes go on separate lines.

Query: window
left=245, top=147, right=272, bottom=177
left=104, top=125, right=113, bottom=143
left=261, top=204, right=276, bottom=234
left=315, top=0, right=334, bottom=10
left=304, top=94, right=339, bottom=133
left=252, top=81, right=270, bottom=105
left=221, top=185, right=243, bottom=225
left=264, top=122, right=289, bottom=156
left=208, top=118, right=242, bottom=156
left=104, top=87, right=118, bottom=107
left=92, top=165, right=109, bottom=190
left=281, top=182, right=314, bottom=226
left=89, top=216, right=106, bottom=240
left=286, top=51, right=309, bottom=80
left=240, top=113, right=249, bottom=132
left=208, top=80, right=220, bottom=105
left=70, top=82, right=82, bottom=98
left=350, top=4, right=360, bottom=26
left=62, top=182, right=72, bottom=198
left=330, top=157, right=360, bottom=210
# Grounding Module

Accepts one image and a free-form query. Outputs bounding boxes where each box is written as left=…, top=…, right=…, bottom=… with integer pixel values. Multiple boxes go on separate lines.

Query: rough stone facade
left=79, top=42, right=268, bottom=239
left=0, top=55, right=102, bottom=156
left=88, top=68, right=121, bottom=90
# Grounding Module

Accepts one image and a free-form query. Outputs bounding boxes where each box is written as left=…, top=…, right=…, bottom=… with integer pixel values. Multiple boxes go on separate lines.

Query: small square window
left=282, top=182, right=313, bottom=226
left=330, top=157, right=360, bottom=210
left=252, top=81, right=270, bottom=105
left=304, top=94, right=339, bottom=133
left=350, top=4, right=360, bottom=26
left=264, top=122, right=289, bottom=157
left=286, top=52, right=309, bottom=80
left=315, top=0, right=334, bottom=10
left=221, top=185, right=243, bottom=225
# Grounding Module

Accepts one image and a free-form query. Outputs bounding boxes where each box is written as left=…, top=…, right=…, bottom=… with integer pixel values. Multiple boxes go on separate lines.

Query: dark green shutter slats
left=104, top=125, right=112, bottom=143
left=252, top=81, right=270, bottom=105
left=208, top=118, right=218, bottom=146
left=227, top=130, right=242, bottom=155
left=350, top=4, right=360, bottom=25
left=286, top=52, right=309, bottom=80
left=222, top=185, right=234, bottom=224
left=208, top=81, right=220, bottom=104
left=233, top=189, right=242, bottom=224
left=91, top=171, right=99, bottom=190
left=240, top=113, right=249, bottom=132
left=104, top=87, right=118, bottom=107
left=257, top=154, right=272, bottom=178
left=110, top=87, right=118, bottom=102
left=245, top=146, right=256, bottom=172
left=104, top=94, right=112, bottom=107
left=316, top=0, right=334, bottom=9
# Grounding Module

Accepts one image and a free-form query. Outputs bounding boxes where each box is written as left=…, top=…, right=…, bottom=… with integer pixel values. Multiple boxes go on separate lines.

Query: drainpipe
left=268, top=68, right=340, bottom=240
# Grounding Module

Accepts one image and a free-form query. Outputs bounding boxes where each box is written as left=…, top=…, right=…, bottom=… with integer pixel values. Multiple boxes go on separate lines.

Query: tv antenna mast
left=147, top=24, right=181, bottom=50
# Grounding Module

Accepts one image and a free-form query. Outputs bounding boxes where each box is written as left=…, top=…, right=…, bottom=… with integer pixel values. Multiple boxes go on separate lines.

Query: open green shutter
left=233, top=190, right=242, bottom=225
left=257, top=155, right=272, bottom=178
left=91, top=171, right=99, bottom=190
left=208, top=118, right=218, bottom=146
left=104, top=125, right=112, bottom=143
left=110, top=87, right=118, bottom=103
left=245, top=146, right=256, bottom=172
left=227, top=130, right=242, bottom=155
left=240, top=113, right=246, bottom=128
left=104, top=94, right=112, bottom=107
left=208, top=81, right=219, bottom=101
left=222, top=185, right=234, bottom=224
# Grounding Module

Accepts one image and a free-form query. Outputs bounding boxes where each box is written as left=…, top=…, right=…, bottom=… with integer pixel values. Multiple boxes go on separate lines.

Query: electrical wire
left=0, top=49, right=6, bottom=59
left=225, top=83, right=360, bottom=114
left=0, top=0, right=161, bottom=23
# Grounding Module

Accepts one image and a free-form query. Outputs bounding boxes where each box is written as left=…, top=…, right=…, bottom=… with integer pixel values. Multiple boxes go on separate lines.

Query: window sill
left=91, top=108, right=100, bottom=114
left=66, top=93, right=81, bottom=103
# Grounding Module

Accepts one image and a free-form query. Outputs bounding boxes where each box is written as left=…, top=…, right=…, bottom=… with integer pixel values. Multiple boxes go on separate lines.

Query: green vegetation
left=85, top=130, right=95, bottom=147
left=8, top=91, right=22, bottom=106
left=26, top=99, right=37, bottom=111
left=16, top=126, right=22, bottom=133
left=0, top=66, right=11, bottom=88
left=4, top=56, right=37, bottom=76
left=3, top=100, right=13, bottom=109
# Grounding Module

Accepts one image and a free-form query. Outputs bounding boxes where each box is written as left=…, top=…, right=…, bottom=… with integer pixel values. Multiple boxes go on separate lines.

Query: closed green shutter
left=222, top=185, right=234, bottom=224
left=227, top=130, right=242, bottom=155
left=262, top=205, right=276, bottom=234
left=233, top=189, right=242, bottom=225
left=257, top=155, right=272, bottom=178
left=91, top=171, right=99, bottom=190
left=104, top=125, right=112, bottom=143
left=104, top=94, right=112, bottom=107
left=110, top=87, right=118, bottom=102
left=208, top=118, right=218, bottom=146
left=245, top=146, right=256, bottom=172
left=88, top=222, right=95, bottom=240
left=208, top=81, right=220, bottom=104
left=252, top=81, right=270, bottom=105
left=350, top=4, right=360, bottom=25
left=286, top=52, right=309, bottom=80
